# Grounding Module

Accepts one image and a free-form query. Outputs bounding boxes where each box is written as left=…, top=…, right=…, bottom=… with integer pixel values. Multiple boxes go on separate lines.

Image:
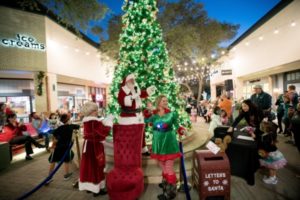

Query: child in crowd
left=48, top=113, right=60, bottom=132
left=46, top=113, right=80, bottom=184
left=191, top=106, right=198, bottom=122
left=258, top=121, right=287, bottom=185
left=204, top=104, right=213, bottom=123
left=220, top=109, right=229, bottom=125
left=79, top=102, right=113, bottom=196
left=208, top=106, right=222, bottom=138
left=142, top=100, right=153, bottom=156
left=198, top=101, right=207, bottom=117
left=30, top=112, right=50, bottom=150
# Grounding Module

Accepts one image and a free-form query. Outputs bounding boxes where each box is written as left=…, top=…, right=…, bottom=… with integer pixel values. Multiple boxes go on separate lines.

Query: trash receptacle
left=192, top=150, right=230, bottom=200
left=0, top=142, right=10, bottom=170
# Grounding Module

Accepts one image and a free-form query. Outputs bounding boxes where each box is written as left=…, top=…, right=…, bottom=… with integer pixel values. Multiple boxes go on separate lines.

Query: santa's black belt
left=121, top=108, right=142, bottom=114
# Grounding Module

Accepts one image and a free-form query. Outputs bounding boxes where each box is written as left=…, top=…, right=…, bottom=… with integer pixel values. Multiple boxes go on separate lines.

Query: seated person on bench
left=2, top=113, right=45, bottom=160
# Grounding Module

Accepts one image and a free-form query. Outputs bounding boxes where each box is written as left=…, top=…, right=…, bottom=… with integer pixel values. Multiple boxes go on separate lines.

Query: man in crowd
left=250, top=84, right=272, bottom=120
left=218, top=93, right=233, bottom=122
left=287, top=85, right=299, bottom=109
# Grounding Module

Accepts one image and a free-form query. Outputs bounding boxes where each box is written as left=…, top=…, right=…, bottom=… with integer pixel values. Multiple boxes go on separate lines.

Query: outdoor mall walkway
left=0, top=119, right=299, bottom=200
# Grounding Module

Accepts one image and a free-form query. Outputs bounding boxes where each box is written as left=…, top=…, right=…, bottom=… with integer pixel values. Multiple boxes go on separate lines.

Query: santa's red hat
left=121, top=73, right=135, bottom=86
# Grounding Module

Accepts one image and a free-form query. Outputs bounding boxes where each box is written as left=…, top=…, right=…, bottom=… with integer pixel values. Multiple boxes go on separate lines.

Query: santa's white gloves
left=147, top=86, right=157, bottom=96
left=102, top=114, right=114, bottom=127
left=131, top=93, right=140, bottom=100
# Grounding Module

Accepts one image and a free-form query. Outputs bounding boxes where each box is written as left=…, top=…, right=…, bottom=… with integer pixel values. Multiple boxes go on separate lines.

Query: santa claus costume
left=118, top=74, right=156, bottom=153
left=79, top=102, right=113, bottom=196
left=118, top=74, right=156, bottom=124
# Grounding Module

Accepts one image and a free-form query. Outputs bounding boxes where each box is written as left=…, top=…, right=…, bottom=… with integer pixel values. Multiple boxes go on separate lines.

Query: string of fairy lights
left=46, top=15, right=299, bottom=83
left=173, top=17, right=299, bottom=83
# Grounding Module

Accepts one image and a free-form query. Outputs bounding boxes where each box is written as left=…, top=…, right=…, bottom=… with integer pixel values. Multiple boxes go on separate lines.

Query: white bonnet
left=81, top=102, right=98, bottom=117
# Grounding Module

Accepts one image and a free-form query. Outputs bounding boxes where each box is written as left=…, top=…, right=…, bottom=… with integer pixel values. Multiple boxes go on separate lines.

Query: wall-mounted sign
left=221, top=69, right=232, bottom=76
left=0, top=34, right=46, bottom=51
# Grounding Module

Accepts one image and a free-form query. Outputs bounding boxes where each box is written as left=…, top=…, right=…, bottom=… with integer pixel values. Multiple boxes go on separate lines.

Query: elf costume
left=146, top=108, right=185, bottom=200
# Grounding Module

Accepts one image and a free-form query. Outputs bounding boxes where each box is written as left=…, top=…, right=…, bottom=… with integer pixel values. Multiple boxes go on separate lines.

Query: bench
left=11, top=137, right=45, bottom=156
left=11, top=123, right=46, bottom=156
left=0, top=123, right=45, bottom=160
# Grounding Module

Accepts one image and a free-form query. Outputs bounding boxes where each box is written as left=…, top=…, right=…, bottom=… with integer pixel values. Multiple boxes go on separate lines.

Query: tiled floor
left=0, top=121, right=299, bottom=200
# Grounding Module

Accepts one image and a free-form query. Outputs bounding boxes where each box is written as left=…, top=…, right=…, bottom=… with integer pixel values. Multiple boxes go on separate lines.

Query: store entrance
left=0, top=96, right=34, bottom=123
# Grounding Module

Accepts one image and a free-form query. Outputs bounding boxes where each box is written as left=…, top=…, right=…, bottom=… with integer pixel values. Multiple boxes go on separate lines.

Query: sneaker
left=45, top=178, right=53, bottom=186
left=25, top=155, right=33, bottom=160
left=63, top=172, right=73, bottom=180
left=37, top=144, right=46, bottom=148
left=157, top=194, right=168, bottom=200
left=262, top=175, right=268, bottom=181
left=72, top=181, right=79, bottom=188
left=263, top=176, right=278, bottom=185
left=99, top=188, right=107, bottom=195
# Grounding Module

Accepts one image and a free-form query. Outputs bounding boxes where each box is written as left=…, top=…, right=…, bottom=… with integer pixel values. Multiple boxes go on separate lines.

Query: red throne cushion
left=107, top=168, right=144, bottom=200
left=107, top=124, right=145, bottom=200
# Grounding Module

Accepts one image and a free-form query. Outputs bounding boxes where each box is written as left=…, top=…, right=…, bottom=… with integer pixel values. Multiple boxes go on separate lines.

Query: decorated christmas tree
left=107, top=0, right=191, bottom=139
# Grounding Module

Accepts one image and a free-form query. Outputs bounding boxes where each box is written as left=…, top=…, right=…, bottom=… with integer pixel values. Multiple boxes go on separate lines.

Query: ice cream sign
left=1, top=34, right=46, bottom=51
left=203, top=172, right=229, bottom=192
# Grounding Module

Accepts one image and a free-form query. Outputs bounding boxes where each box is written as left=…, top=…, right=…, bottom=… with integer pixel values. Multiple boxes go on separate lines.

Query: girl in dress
left=208, top=106, right=222, bottom=138
left=190, top=106, right=197, bottom=122
left=220, top=109, right=229, bottom=125
left=47, top=114, right=80, bottom=183
left=259, top=121, right=287, bottom=185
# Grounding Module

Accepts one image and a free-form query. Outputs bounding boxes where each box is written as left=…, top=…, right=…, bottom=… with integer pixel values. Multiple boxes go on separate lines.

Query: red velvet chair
left=107, top=124, right=145, bottom=200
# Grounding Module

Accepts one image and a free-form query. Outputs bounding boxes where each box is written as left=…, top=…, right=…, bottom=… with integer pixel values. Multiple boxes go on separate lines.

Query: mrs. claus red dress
left=79, top=116, right=111, bottom=193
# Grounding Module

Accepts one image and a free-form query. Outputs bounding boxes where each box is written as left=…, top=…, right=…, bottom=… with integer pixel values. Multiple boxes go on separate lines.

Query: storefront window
left=244, top=79, right=270, bottom=99
left=296, top=72, right=300, bottom=80
left=0, top=97, right=6, bottom=103
left=7, top=96, right=31, bottom=123
left=285, top=70, right=300, bottom=93
left=286, top=70, right=300, bottom=82
left=58, top=96, right=74, bottom=113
